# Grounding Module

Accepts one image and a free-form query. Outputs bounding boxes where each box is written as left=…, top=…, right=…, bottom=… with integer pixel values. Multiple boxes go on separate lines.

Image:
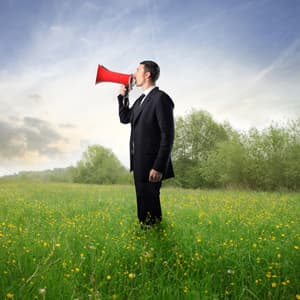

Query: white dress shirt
left=140, top=86, right=156, bottom=105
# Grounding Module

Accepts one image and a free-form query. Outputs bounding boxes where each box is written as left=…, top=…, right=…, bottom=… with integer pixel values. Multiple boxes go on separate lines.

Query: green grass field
left=0, top=181, right=299, bottom=300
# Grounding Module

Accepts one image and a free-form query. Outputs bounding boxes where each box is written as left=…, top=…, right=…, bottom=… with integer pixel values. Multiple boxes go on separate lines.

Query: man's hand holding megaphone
left=119, top=83, right=132, bottom=98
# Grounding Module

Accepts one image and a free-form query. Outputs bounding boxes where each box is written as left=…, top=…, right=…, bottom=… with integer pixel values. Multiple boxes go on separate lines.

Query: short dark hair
left=140, top=60, right=160, bottom=83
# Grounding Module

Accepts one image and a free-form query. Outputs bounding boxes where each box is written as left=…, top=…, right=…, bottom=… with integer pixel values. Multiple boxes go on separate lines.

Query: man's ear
left=145, top=71, right=151, bottom=80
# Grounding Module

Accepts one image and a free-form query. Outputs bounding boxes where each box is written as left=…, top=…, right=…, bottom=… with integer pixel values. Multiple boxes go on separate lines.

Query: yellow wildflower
left=128, top=273, right=136, bottom=279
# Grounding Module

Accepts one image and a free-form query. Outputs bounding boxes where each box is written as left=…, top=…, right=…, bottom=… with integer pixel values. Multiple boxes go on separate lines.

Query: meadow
left=0, top=181, right=299, bottom=300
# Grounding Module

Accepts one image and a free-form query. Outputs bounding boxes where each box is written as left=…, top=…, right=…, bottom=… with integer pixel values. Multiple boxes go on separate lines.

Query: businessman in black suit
left=118, top=60, right=175, bottom=227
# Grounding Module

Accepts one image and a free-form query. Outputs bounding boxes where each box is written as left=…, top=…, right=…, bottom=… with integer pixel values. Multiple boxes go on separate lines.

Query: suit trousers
left=133, top=174, right=162, bottom=225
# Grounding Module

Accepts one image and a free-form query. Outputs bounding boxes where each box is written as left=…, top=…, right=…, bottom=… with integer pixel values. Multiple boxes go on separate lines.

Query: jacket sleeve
left=118, top=94, right=132, bottom=124
left=152, top=95, right=175, bottom=173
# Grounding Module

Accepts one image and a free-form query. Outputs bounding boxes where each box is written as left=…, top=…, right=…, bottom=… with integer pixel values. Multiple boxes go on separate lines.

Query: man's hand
left=119, top=84, right=131, bottom=97
left=119, top=85, right=127, bottom=96
left=149, top=169, right=162, bottom=182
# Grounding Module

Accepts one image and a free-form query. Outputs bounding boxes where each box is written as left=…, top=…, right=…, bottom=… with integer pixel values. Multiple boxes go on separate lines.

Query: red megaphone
left=95, top=65, right=133, bottom=87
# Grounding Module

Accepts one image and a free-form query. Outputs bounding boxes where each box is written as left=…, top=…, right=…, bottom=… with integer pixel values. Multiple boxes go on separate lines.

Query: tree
left=172, top=109, right=229, bottom=188
left=201, top=134, right=246, bottom=188
left=72, top=145, right=130, bottom=184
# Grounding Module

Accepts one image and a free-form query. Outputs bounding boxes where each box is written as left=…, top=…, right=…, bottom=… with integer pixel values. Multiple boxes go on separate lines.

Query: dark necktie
left=138, top=93, right=145, bottom=105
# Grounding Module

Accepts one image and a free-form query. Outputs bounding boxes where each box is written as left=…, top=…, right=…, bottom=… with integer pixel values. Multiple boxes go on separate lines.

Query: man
left=118, top=60, right=175, bottom=227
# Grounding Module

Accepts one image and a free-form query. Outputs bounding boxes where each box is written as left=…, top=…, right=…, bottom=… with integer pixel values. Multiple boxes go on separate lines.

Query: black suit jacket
left=118, top=87, right=175, bottom=182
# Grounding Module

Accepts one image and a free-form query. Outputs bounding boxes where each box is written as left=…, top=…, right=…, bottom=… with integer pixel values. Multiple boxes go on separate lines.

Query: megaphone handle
left=122, top=77, right=134, bottom=107
left=124, top=86, right=129, bottom=97
left=123, top=96, right=129, bottom=108
left=122, top=86, right=129, bottom=107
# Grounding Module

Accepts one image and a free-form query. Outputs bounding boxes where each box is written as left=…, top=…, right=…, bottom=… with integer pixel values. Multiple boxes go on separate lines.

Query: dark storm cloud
left=0, top=117, right=66, bottom=158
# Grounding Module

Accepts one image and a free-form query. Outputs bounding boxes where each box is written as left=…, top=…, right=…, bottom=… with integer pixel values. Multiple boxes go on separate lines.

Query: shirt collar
left=142, top=85, right=156, bottom=97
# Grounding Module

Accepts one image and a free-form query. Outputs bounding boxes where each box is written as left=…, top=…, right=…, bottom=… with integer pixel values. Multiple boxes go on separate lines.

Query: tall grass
left=0, top=181, right=299, bottom=299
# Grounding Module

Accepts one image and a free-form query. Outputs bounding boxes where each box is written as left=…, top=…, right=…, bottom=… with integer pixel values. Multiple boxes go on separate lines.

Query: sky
left=0, top=0, right=300, bottom=175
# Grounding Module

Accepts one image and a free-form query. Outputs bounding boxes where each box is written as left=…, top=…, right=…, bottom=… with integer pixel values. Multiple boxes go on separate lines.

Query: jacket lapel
left=133, top=87, right=158, bottom=124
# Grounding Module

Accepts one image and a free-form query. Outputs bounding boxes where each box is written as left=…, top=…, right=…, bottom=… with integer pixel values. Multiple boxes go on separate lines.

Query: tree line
left=2, top=145, right=132, bottom=185
left=172, top=109, right=300, bottom=190
left=3, top=109, right=299, bottom=191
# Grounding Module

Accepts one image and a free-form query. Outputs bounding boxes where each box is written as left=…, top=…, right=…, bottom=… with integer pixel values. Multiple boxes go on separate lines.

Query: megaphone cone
left=95, top=65, right=133, bottom=86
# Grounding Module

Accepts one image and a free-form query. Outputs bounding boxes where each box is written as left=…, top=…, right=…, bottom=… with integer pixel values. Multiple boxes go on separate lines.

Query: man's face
left=134, top=64, right=148, bottom=87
